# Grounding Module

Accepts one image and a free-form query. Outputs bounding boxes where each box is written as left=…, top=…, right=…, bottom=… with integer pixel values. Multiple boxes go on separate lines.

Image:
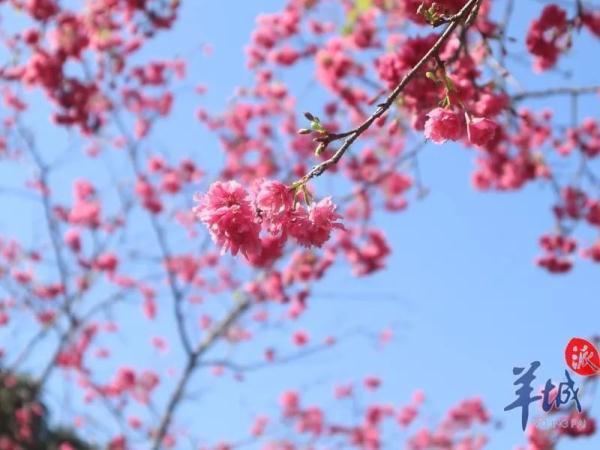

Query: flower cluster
left=526, top=5, right=570, bottom=72
left=224, top=387, right=490, bottom=450
left=537, top=233, right=576, bottom=274
left=194, top=180, right=343, bottom=260
left=423, top=107, right=499, bottom=148
left=423, top=107, right=464, bottom=144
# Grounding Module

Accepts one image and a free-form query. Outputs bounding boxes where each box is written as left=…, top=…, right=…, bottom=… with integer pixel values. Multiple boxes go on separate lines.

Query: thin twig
left=112, top=111, right=194, bottom=357
left=512, top=86, right=600, bottom=101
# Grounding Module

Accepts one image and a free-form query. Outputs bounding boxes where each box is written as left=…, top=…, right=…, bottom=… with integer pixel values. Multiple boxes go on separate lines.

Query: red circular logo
left=565, top=337, right=600, bottom=376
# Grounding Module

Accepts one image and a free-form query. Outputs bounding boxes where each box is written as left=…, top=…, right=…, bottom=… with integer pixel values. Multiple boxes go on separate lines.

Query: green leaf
left=425, top=71, right=438, bottom=82
left=310, top=119, right=325, bottom=132
left=444, top=76, right=456, bottom=92
left=342, top=0, right=373, bottom=35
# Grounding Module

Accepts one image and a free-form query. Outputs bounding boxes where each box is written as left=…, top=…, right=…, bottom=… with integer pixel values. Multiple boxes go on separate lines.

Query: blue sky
left=1, top=0, right=599, bottom=449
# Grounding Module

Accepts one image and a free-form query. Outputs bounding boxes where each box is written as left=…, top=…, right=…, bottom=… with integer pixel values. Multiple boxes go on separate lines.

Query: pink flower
left=95, top=252, right=119, bottom=272
left=583, top=10, right=600, bottom=37
left=364, top=376, right=381, bottom=390
left=412, top=390, right=425, bottom=404
left=161, top=170, right=182, bottom=194
left=467, top=117, right=499, bottom=147
left=288, top=197, right=343, bottom=247
left=151, top=336, right=168, bottom=352
left=194, top=181, right=261, bottom=258
left=334, top=384, right=353, bottom=399
left=49, top=13, right=89, bottom=59
left=250, top=416, right=269, bottom=437
left=147, top=155, right=166, bottom=172
left=73, top=179, right=95, bottom=201
left=340, top=229, right=390, bottom=276
left=279, top=390, right=300, bottom=417
left=423, top=108, right=464, bottom=144
left=254, top=180, right=294, bottom=230
left=128, top=416, right=142, bottom=430
left=292, top=330, right=309, bottom=346
left=69, top=199, right=101, bottom=228
left=271, top=46, right=300, bottom=66
left=64, top=228, right=81, bottom=252
left=526, top=5, right=569, bottom=71
left=143, top=297, right=157, bottom=320
left=114, top=367, right=137, bottom=391
left=397, top=405, right=418, bottom=428
left=246, top=234, right=285, bottom=268
left=25, top=0, right=58, bottom=21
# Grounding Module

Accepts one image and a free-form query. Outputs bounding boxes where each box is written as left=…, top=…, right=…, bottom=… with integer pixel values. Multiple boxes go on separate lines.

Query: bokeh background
left=0, top=0, right=599, bottom=448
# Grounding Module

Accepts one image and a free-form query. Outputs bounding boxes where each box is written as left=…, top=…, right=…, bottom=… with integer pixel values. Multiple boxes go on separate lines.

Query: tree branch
left=291, top=0, right=481, bottom=189
left=111, top=110, right=194, bottom=357
left=150, top=295, right=251, bottom=450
